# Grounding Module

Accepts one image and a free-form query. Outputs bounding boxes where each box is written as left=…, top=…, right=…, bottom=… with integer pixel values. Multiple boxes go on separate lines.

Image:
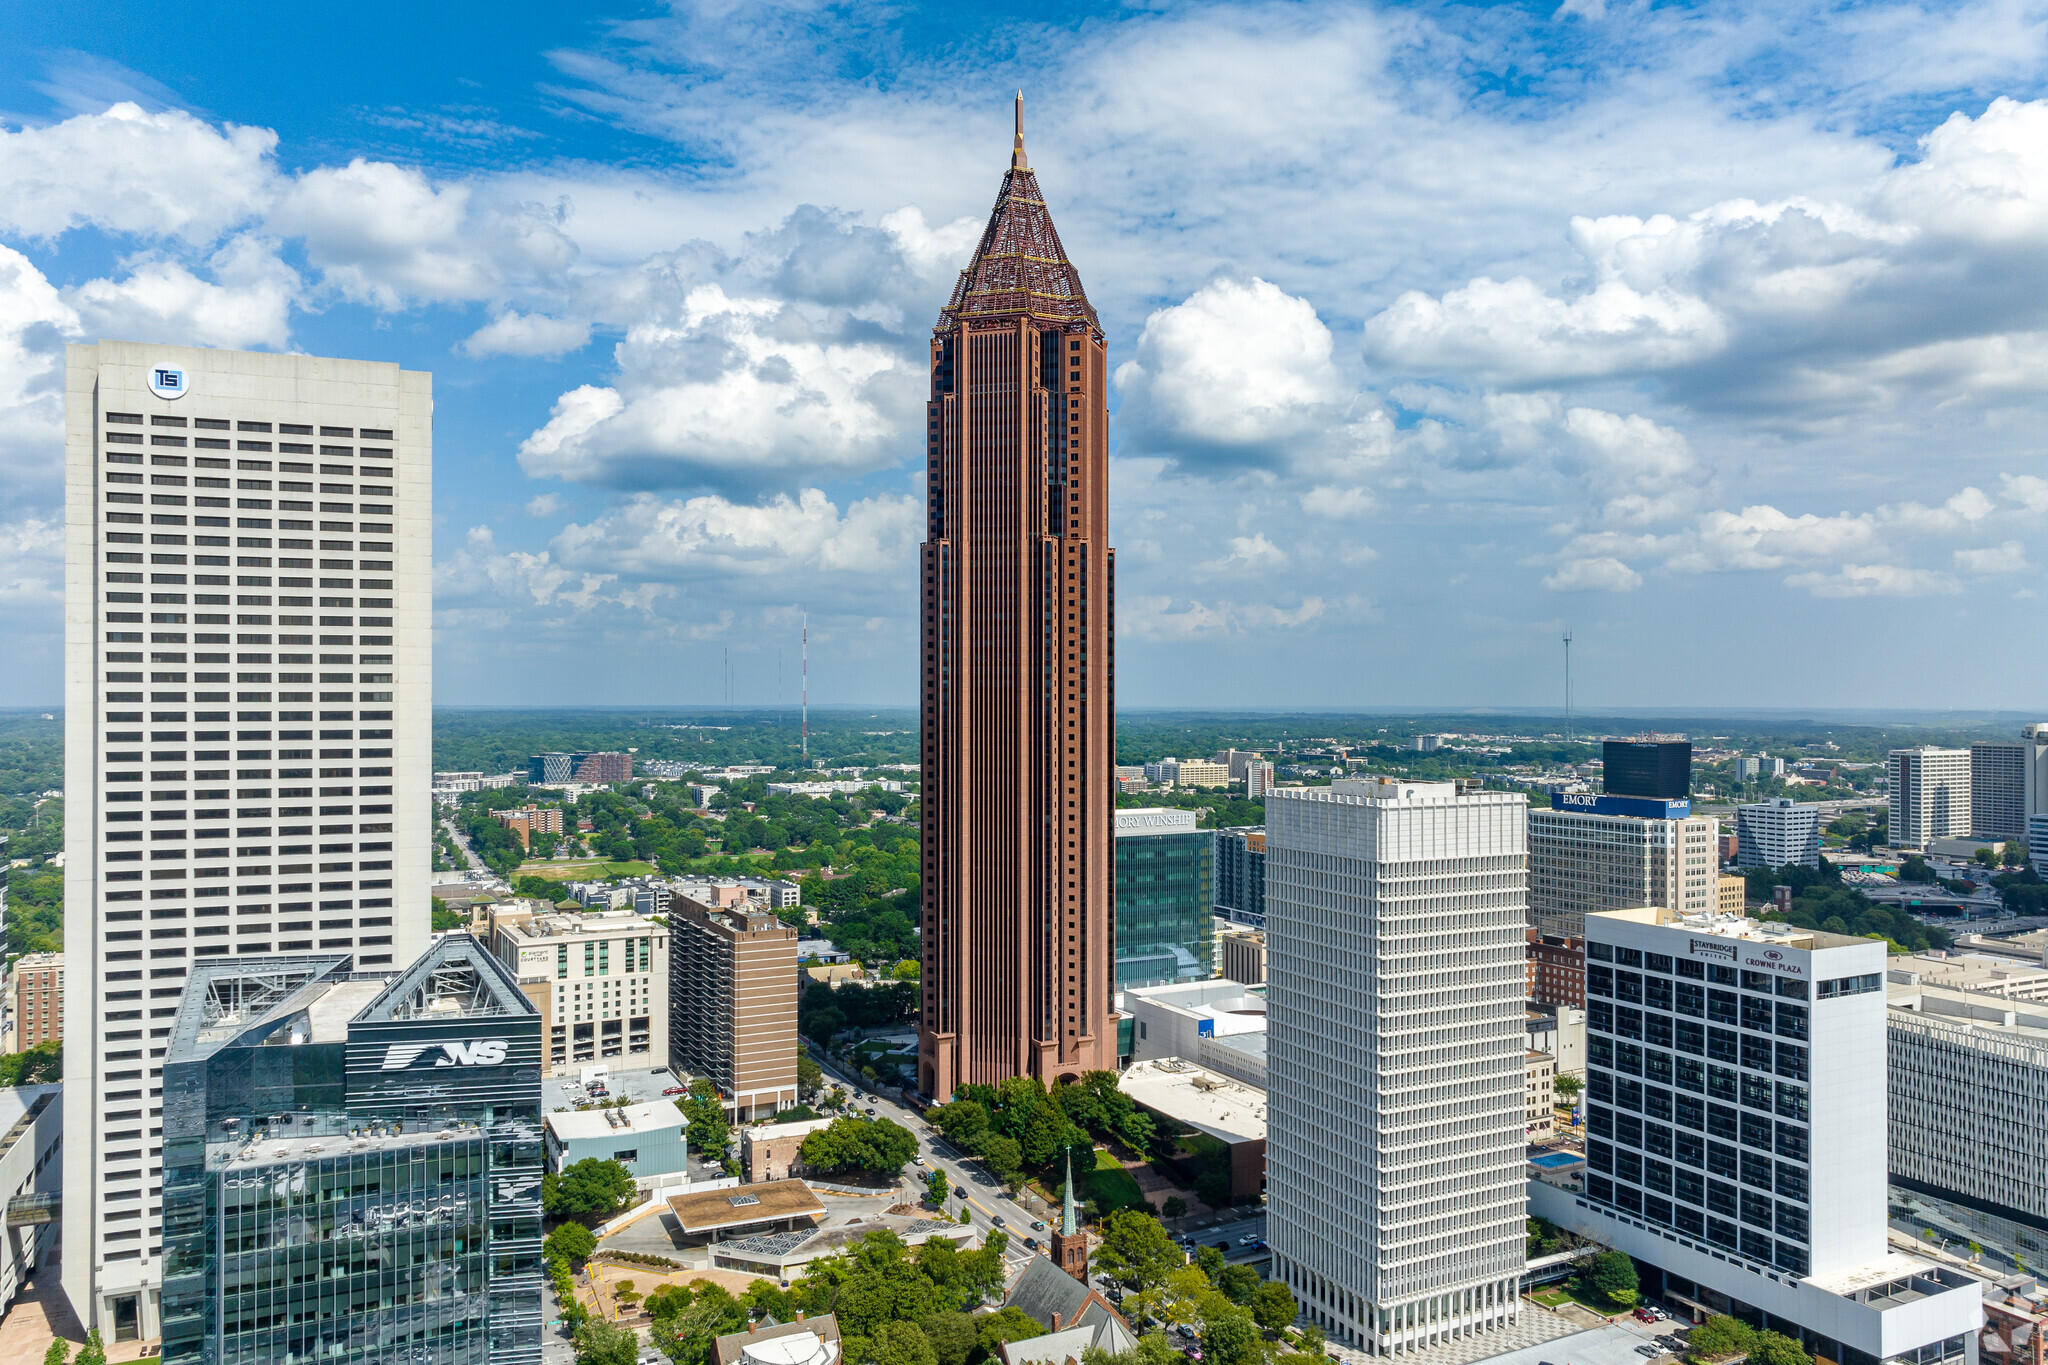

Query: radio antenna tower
left=801, top=610, right=809, bottom=762
left=1562, top=627, right=1574, bottom=746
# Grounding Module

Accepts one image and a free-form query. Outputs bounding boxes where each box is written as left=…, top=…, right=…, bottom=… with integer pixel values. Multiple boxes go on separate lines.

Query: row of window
left=1818, top=973, right=1883, bottom=998
left=1589, top=1088, right=1810, bottom=1163
left=1583, top=1175, right=1809, bottom=1275
left=1592, top=961, right=1810, bottom=1003
left=1590, top=940, right=1811, bottom=993
left=108, top=413, right=392, bottom=441
left=1592, top=995, right=1809, bottom=1043
left=1593, top=1027, right=1809, bottom=1081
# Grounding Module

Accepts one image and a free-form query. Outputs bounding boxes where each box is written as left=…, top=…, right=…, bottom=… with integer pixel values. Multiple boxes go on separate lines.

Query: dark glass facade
left=1213, top=827, right=1266, bottom=927
left=1604, top=741, right=1693, bottom=800
left=1114, top=828, right=1215, bottom=991
left=161, top=941, right=544, bottom=1365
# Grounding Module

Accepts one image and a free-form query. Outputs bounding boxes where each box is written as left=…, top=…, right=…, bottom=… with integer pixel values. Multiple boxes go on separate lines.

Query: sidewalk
left=0, top=1252, right=161, bottom=1365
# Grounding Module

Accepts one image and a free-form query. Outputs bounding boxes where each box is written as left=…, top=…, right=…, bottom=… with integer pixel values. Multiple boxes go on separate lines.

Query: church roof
left=937, top=96, right=1099, bottom=334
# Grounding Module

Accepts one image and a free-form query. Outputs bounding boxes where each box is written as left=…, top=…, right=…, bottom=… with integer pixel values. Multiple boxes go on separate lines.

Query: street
left=441, top=816, right=490, bottom=875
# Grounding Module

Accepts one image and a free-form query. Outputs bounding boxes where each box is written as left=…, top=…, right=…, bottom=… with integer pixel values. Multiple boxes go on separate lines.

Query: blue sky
left=5, top=0, right=2048, bottom=711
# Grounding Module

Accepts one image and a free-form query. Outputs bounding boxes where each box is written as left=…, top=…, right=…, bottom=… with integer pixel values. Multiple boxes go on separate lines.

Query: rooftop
left=1888, top=979, right=2048, bottom=1054
left=1118, top=1058, right=1267, bottom=1144
left=1888, top=952, right=2048, bottom=996
left=545, top=1100, right=687, bottom=1143
left=667, top=1178, right=827, bottom=1234
left=1591, top=906, right=1873, bottom=951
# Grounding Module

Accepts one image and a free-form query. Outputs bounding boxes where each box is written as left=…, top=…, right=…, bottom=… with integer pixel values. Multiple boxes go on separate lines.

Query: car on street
left=1213, top=1241, right=1229, bottom=1252
left=955, top=1186, right=967, bottom=1198
left=992, top=1216, right=1006, bottom=1228
left=1025, top=1237, right=1040, bottom=1250
left=913, top=1156, right=926, bottom=1165
left=865, top=1108, right=877, bottom=1116
left=1031, top=1219, right=1046, bottom=1231
left=1238, top=1235, right=1258, bottom=1246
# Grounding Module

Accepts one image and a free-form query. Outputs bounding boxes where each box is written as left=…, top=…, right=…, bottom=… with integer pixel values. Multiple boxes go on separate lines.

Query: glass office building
left=1213, top=826, right=1267, bottom=927
left=1113, top=809, right=1215, bottom=991
left=160, top=936, right=544, bottom=1365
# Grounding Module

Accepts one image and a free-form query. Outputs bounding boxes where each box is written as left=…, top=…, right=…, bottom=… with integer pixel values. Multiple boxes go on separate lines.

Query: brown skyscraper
left=919, top=99, right=1117, bottom=1101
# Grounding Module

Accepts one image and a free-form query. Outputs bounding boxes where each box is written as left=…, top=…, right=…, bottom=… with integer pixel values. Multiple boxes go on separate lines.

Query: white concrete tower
left=1265, top=778, right=1529, bottom=1354
left=62, top=342, right=432, bottom=1341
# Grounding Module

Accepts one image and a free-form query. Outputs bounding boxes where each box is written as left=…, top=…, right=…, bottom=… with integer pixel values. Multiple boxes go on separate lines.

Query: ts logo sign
left=381, top=1039, right=509, bottom=1070
left=147, top=365, right=187, bottom=400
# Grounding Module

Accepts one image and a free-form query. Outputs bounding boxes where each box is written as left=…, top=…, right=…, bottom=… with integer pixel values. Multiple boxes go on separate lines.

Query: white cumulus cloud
left=1544, top=556, right=1643, bottom=592
left=518, top=284, right=904, bottom=489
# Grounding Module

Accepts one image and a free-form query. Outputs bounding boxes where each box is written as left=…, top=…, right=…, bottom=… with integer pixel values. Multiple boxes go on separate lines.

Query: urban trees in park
left=1748, top=1332, right=1814, bottom=1365
left=572, top=1317, right=640, bottom=1365
left=925, top=1169, right=951, bottom=1205
left=1683, top=1315, right=1757, bottom=1362
left=544, top=1221, right=598, bottom=1263
left=1578, top=1249, right=1639, bottom=1308
left=1250, top=1280, right=1299, bottom=1332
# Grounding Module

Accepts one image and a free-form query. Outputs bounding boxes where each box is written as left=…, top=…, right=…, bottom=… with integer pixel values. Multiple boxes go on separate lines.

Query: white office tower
left=1529, top=908, right=1981, bottom=1365
left=61, top=342, right=432, bottom=1341
left=1266, top=779, right=1528, bottom=1354
left=1887, top=748, right=1969, bottom=850
left=1733, top=799, right=1821, bottom=871
left=1528, top=796, right=1717, bottom=938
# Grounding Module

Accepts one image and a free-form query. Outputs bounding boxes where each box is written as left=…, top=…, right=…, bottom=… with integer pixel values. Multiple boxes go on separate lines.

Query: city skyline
left=7, top=3, right=2048, bottom=714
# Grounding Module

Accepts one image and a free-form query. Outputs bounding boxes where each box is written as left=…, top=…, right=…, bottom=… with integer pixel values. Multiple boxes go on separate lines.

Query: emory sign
left=382, top=1039, right=509, bottom=1070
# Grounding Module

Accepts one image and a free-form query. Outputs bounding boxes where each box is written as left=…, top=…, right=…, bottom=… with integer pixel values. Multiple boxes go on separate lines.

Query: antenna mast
left=802, top=611, right=809, bottom=762
left=1562, top=628, right=1574, bottom=746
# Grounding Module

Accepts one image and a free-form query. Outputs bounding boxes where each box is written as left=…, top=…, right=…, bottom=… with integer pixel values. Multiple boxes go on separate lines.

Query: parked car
left=662, top=1086, right=686, bottom=1096
left=1635, top=1345, right=1661, bottom=1358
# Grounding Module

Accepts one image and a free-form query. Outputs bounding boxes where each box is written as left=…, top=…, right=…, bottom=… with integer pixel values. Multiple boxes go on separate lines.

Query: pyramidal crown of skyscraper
left=938, top=94, right=1100, bottom=331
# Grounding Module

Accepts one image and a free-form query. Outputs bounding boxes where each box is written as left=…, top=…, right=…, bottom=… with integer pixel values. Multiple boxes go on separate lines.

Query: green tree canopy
left=1251, top=1281, right=1298, bottom=1332
left=918, top=1312, right=978, bottom=1365
left=542, top=1158, right=638, bottom=1221
left=800, top=1116, right=919, bottom=1177
left=1579, top=1250, right=1638, bottom=1306
left=574, top=1317, right=641, bottom=1365
left=1200, top=1310, right=1262, bottom=1365
left=1093, top=1210, right=1186, bottom=1291
left=544, top=1222, right=597, bottom=1264
left=1684, top=1316, right=1756, bottom=1362
left=1748, top=1333, right=1813, bottom=1365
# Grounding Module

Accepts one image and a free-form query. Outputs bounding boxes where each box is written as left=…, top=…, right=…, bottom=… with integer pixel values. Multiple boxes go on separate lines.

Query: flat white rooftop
left=1119, top=1058, right=1266, bottom=1144
left=545, top=1100, right=686, bottom=1142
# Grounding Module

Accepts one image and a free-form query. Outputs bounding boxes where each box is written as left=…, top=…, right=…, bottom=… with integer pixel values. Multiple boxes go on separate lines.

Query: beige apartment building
left=1718, top=873, right=1746, bottom=914
left=1528, top=805, right=1718, bottom=938
left=10, top=955, right=62, bottom=1051
left=669, top=897, right=798, bottom=1121
left=1525, top=1050, right=1555, bottom=1141
left=487, top=903, right=667, bottom=1075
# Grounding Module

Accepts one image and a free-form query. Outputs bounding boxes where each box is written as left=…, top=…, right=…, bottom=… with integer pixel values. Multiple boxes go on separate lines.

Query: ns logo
left=381, top=1039, right=509, bottom=1070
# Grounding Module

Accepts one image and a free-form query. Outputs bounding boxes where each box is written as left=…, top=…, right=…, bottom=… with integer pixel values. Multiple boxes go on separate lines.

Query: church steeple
left=1050, top=1150, right=1089, bottom=1282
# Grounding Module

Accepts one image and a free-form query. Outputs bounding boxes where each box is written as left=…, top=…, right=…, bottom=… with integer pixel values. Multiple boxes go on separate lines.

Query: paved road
left=440, top=816, right=489, bottom=874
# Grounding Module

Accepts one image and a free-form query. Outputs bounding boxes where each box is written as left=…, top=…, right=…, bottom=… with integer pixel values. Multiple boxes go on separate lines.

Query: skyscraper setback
left=919, top=100, right=1116, bottom=1099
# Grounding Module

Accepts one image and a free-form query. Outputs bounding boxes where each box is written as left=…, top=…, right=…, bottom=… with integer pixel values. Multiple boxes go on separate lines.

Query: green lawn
left=1085, top=1149, right=1148, bottom=1214
left=1531, top=1288, right=1571, bottom=1308
left=513, top=859, right=657, bottom=881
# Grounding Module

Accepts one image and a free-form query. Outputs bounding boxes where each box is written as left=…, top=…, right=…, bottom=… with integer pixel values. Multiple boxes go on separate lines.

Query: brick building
left=1527, top=931, right=1586, bottom=1007
left=10, top=954, right=61, bottom=1051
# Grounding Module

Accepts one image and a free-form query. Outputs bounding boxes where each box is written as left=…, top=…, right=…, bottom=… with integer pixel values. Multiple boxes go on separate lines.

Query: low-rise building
left=1525, top=1051, right=1555, bottom=1140
left=1719, top=874, right=1747, bottom=914
left=0, top=1085, right=61, bottom=1312
left=1124, top=980, right=1267, bottom=1066
left=1118, top=1057, right=1266, bottom=1201
left=741, top=1115, right=835, bottom=1183
left=1218, top=926, right=1266, bottom=985
left=530, top=751, right=633, bottom=785
left=544, top=1101, right=690, bottom=1190
left=1890, top=952, right=2048, bottom=1002
left=1528, top=932, right=1586, bottom=1007
left=665, top=1178, right=826, bottom=1246
left=712, top=1314, right=842, bottom=1365
left=765, top=780, right=904, bottom=799
left=10, top=953, right=62, bottom=1052
left=714, top=1216, right=978, bottom=1280
left=494, top=803, right=563, bottom=850
left=1525, top=1001, right=1586, bottom=1076
left=488, top=903, right=668, bottom=1075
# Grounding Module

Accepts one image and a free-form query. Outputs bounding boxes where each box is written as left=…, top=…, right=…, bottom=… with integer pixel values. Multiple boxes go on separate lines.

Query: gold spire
left=1012, top=89, right=1028, bottom=170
